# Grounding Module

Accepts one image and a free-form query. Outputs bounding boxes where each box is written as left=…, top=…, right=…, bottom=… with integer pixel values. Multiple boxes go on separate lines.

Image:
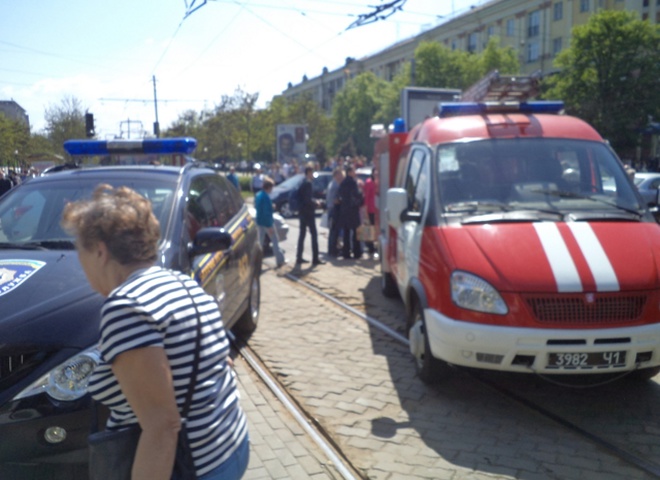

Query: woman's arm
left=112, top=346, right=182, bottom=480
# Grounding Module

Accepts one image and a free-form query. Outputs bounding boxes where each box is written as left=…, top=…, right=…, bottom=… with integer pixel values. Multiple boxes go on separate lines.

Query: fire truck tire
left=381, top=271, right=398, bottom=298
left=628, top=366, right=660, bottom=382
left=408, top=303, right=452, bottom=384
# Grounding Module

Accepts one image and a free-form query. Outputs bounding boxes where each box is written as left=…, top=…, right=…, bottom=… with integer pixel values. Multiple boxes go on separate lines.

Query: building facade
left=281, top=0, right=656, bottom=112
left=0, top=100, right=30, bottom=128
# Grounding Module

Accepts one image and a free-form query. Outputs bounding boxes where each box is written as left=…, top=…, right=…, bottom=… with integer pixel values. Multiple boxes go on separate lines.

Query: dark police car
left=0, top=138, right=262, bottom=479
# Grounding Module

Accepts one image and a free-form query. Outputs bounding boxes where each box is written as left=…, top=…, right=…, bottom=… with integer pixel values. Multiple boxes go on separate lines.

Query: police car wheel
left=235, top=273, right=260, bottom=337
left=409, top=304, right=451, bottom=384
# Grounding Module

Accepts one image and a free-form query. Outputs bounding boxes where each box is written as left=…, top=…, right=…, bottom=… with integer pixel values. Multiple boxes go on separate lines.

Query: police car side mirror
left=189, top=227, right=233, bottom=257
left=386, top=188, right=408, bottom=229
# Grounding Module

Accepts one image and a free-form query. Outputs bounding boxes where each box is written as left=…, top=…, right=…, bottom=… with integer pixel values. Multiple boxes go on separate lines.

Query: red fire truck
left=375, top=84, right=660, bottom=384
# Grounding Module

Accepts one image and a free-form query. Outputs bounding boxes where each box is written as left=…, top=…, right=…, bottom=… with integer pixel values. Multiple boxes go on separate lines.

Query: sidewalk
left=233, top=348, right=345, bottom=479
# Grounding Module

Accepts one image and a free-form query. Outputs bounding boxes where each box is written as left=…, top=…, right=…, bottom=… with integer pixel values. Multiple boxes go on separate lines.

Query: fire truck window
left=405, top=149, right=428, bottom=213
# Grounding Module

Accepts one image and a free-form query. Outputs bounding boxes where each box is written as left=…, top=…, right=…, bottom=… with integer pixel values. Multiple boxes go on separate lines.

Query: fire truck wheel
left=381, top=270, right=398, bottom=298
left=627, top=366, right=660, bottom=382
left=408, top=303, right=452, bottom=384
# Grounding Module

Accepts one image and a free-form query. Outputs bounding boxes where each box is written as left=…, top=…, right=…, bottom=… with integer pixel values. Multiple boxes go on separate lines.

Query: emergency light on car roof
left=63, top=137, right=198, bottom=156
left=438, top=101, right=564, bottom=118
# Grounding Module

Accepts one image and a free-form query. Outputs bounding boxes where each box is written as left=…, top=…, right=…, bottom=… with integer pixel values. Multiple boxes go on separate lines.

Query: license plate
left=547, top=351, right=627, bottom=369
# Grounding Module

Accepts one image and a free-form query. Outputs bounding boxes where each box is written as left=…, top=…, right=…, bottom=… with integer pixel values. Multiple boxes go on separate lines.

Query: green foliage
left=331, top=72, right=391, bottom=158
left=0, top=114, right=30, bottom=168
left=543, top=10, right=660, bottom=154
left=44, top=96, right=87, bottom=160
left=414, top=39, right=519, bottom=90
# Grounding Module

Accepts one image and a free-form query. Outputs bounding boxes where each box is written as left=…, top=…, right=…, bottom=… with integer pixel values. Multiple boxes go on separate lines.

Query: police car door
left=396, top=148, right=430, bottom=288
left=185, top=175, right=240, bottom=321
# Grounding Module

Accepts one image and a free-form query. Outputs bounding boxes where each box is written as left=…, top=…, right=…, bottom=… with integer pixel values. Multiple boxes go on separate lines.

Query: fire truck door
left=396, top=148, right=431, bottom=286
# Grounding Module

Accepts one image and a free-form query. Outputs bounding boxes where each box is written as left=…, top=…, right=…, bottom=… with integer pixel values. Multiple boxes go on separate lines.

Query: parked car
left=269, top=171, right=332, bottom=218
left=634, top=172, right=660, bottom=205
left=0, top=137, right=262, bottom=479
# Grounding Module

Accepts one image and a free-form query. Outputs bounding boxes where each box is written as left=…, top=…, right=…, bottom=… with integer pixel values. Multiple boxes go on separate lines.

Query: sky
left=1, top=0, right=485, bottom=139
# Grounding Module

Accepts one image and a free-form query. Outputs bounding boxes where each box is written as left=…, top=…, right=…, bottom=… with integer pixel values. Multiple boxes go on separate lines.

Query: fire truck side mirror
left=386, top=188, right=409, bottom=229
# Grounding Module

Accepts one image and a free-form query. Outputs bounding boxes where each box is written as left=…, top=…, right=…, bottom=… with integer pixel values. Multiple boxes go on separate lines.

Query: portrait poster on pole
left=276, top=124, right=307, bottom=166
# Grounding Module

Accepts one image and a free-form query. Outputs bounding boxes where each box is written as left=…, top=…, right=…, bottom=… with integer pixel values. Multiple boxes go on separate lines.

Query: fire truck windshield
left=435, top=138, right=644, bottom=218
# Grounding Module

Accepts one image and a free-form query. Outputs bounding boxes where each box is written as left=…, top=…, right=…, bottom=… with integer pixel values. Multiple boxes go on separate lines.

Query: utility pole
left=152, top=75, right=160, bottom=138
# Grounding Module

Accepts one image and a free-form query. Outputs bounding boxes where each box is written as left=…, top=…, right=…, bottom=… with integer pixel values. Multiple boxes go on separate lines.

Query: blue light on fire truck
left=438, top=101, right=564, bottom=118
left=63, top=137, right=198, bottom=156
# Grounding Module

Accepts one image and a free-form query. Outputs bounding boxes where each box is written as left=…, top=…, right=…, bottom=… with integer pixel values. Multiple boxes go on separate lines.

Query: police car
left=378, top=101, right=660, bottom=384
left=0, top=137, right=262, bottom=478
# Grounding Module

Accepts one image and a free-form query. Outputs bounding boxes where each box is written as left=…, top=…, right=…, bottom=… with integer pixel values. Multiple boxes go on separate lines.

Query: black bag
left=88, top=279, right=202, bottom=480
left=88, top=424, right=195, bottom=480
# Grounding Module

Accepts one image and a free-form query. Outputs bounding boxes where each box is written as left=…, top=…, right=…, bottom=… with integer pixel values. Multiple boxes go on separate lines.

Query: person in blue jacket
left=226, top=166, right=240, bottom=190
left=255, top=177, right=286, bottom=268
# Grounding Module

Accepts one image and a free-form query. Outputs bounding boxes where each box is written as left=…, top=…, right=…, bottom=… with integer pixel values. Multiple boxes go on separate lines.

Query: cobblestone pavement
left=241, top=254, right=658, bottom=480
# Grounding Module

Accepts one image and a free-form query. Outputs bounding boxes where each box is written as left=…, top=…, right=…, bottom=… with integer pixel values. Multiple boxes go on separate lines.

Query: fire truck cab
left=378, top=100, right=660, bottom=384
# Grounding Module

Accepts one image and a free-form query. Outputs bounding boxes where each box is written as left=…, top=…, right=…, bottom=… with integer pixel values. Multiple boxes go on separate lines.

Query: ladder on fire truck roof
left=460, top=69, right=542, bottom=102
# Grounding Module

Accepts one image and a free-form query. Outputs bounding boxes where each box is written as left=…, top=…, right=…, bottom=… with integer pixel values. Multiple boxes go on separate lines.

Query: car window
left=405, top=148, right=429, bottom=214
left=187, top=175, right=238, bottom=238
left=0, top=178, right=177, bottom=244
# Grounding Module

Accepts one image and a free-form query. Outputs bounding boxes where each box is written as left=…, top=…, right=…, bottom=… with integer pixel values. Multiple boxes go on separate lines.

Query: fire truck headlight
left=451, top=271, right=508, bottom=315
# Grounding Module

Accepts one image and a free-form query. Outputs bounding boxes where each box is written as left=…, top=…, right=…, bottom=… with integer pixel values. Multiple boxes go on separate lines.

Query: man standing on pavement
left=226, top=165, right=240, bottom=190
left=255, top=178, right=286, bottom=268
left=337, top=165, right=363, bottom=259
left=326, top=167, right=345, bottom=257
left=296, top=166, right=325, bottom=266
left=0, top=171, right=12, bottom=197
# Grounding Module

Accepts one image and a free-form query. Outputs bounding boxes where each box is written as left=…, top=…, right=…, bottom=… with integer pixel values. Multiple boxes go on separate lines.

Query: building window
left=528, top=11, right=540, bottom=37
left=553, top=37, right=563, bottom=55
left=527, top=41, right=540, bottom=63
left=451, top=40, right=458, bottom=50
left=580, top=0, right=589, bottom=12
left=468, top=32, right=478, bottom=52
left=642, top=0, right=649, bottom=6
left=487, top=25, right=495, bottom=38
left=553, top=2, right=563, bottom=21
left=506, top=18, right=515, bottom=36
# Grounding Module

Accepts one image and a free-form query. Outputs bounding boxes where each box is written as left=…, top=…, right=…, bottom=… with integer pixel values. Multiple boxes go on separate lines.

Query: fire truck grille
left=525, top=294, right=647, bottom=324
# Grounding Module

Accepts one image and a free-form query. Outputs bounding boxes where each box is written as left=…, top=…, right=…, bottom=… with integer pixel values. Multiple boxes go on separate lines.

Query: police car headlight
left=451, top=271, right=508, bottom=315
left=13, top=348, right=100, bottom=401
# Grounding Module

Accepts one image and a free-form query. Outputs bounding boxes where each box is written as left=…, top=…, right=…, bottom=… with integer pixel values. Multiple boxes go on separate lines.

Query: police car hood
left=440, top=222, right=660, bottom=293
left=0, top=250, right=103, bottom=348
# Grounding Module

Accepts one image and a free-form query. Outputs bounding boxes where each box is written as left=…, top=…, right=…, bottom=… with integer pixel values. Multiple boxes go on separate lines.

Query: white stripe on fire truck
left=533, top=222, right=582, bottom=292
left=567, top=222, right=619, bottom=291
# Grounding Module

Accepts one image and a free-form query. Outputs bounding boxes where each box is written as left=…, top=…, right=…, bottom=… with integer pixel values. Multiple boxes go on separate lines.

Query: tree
left=0, top=114, right=30, bottom=168
left=480, top=37, right=520, bottom=77
left=44, top=96, right=88, bottom=159
left=414, top=39, right=519, bottom=91
left=543, top=10, right=660, bottom=155
left=332, top=72, right=390, bottom=158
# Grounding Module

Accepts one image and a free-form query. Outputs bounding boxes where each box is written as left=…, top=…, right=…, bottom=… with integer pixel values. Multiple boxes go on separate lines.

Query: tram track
left=272, top=269, right=660, bottom=479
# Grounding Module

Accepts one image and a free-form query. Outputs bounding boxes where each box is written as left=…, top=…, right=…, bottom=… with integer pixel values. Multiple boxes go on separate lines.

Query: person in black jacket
left=295, top=166, right=325, bottom=266
left=336, top=165, right=363, bottom=259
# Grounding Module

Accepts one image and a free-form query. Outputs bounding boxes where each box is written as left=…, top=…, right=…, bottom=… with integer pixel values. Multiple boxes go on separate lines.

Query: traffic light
left=85, top=113, right=95, bottom=138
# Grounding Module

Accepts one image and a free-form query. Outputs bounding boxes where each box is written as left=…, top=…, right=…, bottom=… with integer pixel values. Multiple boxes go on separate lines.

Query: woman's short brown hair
left=61, top=184, right=160, bottom=265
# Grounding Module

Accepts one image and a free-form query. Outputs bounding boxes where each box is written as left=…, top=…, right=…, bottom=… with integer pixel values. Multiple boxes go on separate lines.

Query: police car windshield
left=0, top=177, right=176, bottom=246
left=436, top=138, right=643, bottom=217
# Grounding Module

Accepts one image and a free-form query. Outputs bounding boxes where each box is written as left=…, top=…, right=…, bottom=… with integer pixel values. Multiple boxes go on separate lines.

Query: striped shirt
left=88, top=266, right=248, bottom=477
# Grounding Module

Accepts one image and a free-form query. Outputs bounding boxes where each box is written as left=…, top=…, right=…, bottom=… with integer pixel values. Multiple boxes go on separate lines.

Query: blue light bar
left=63, top=137, right=198, bottom=156
left=438, top=101, right=564, bottom=118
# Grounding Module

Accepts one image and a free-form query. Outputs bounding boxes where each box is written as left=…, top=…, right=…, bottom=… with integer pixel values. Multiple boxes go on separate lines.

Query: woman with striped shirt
left=61, top=184, right=249, bottom=480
